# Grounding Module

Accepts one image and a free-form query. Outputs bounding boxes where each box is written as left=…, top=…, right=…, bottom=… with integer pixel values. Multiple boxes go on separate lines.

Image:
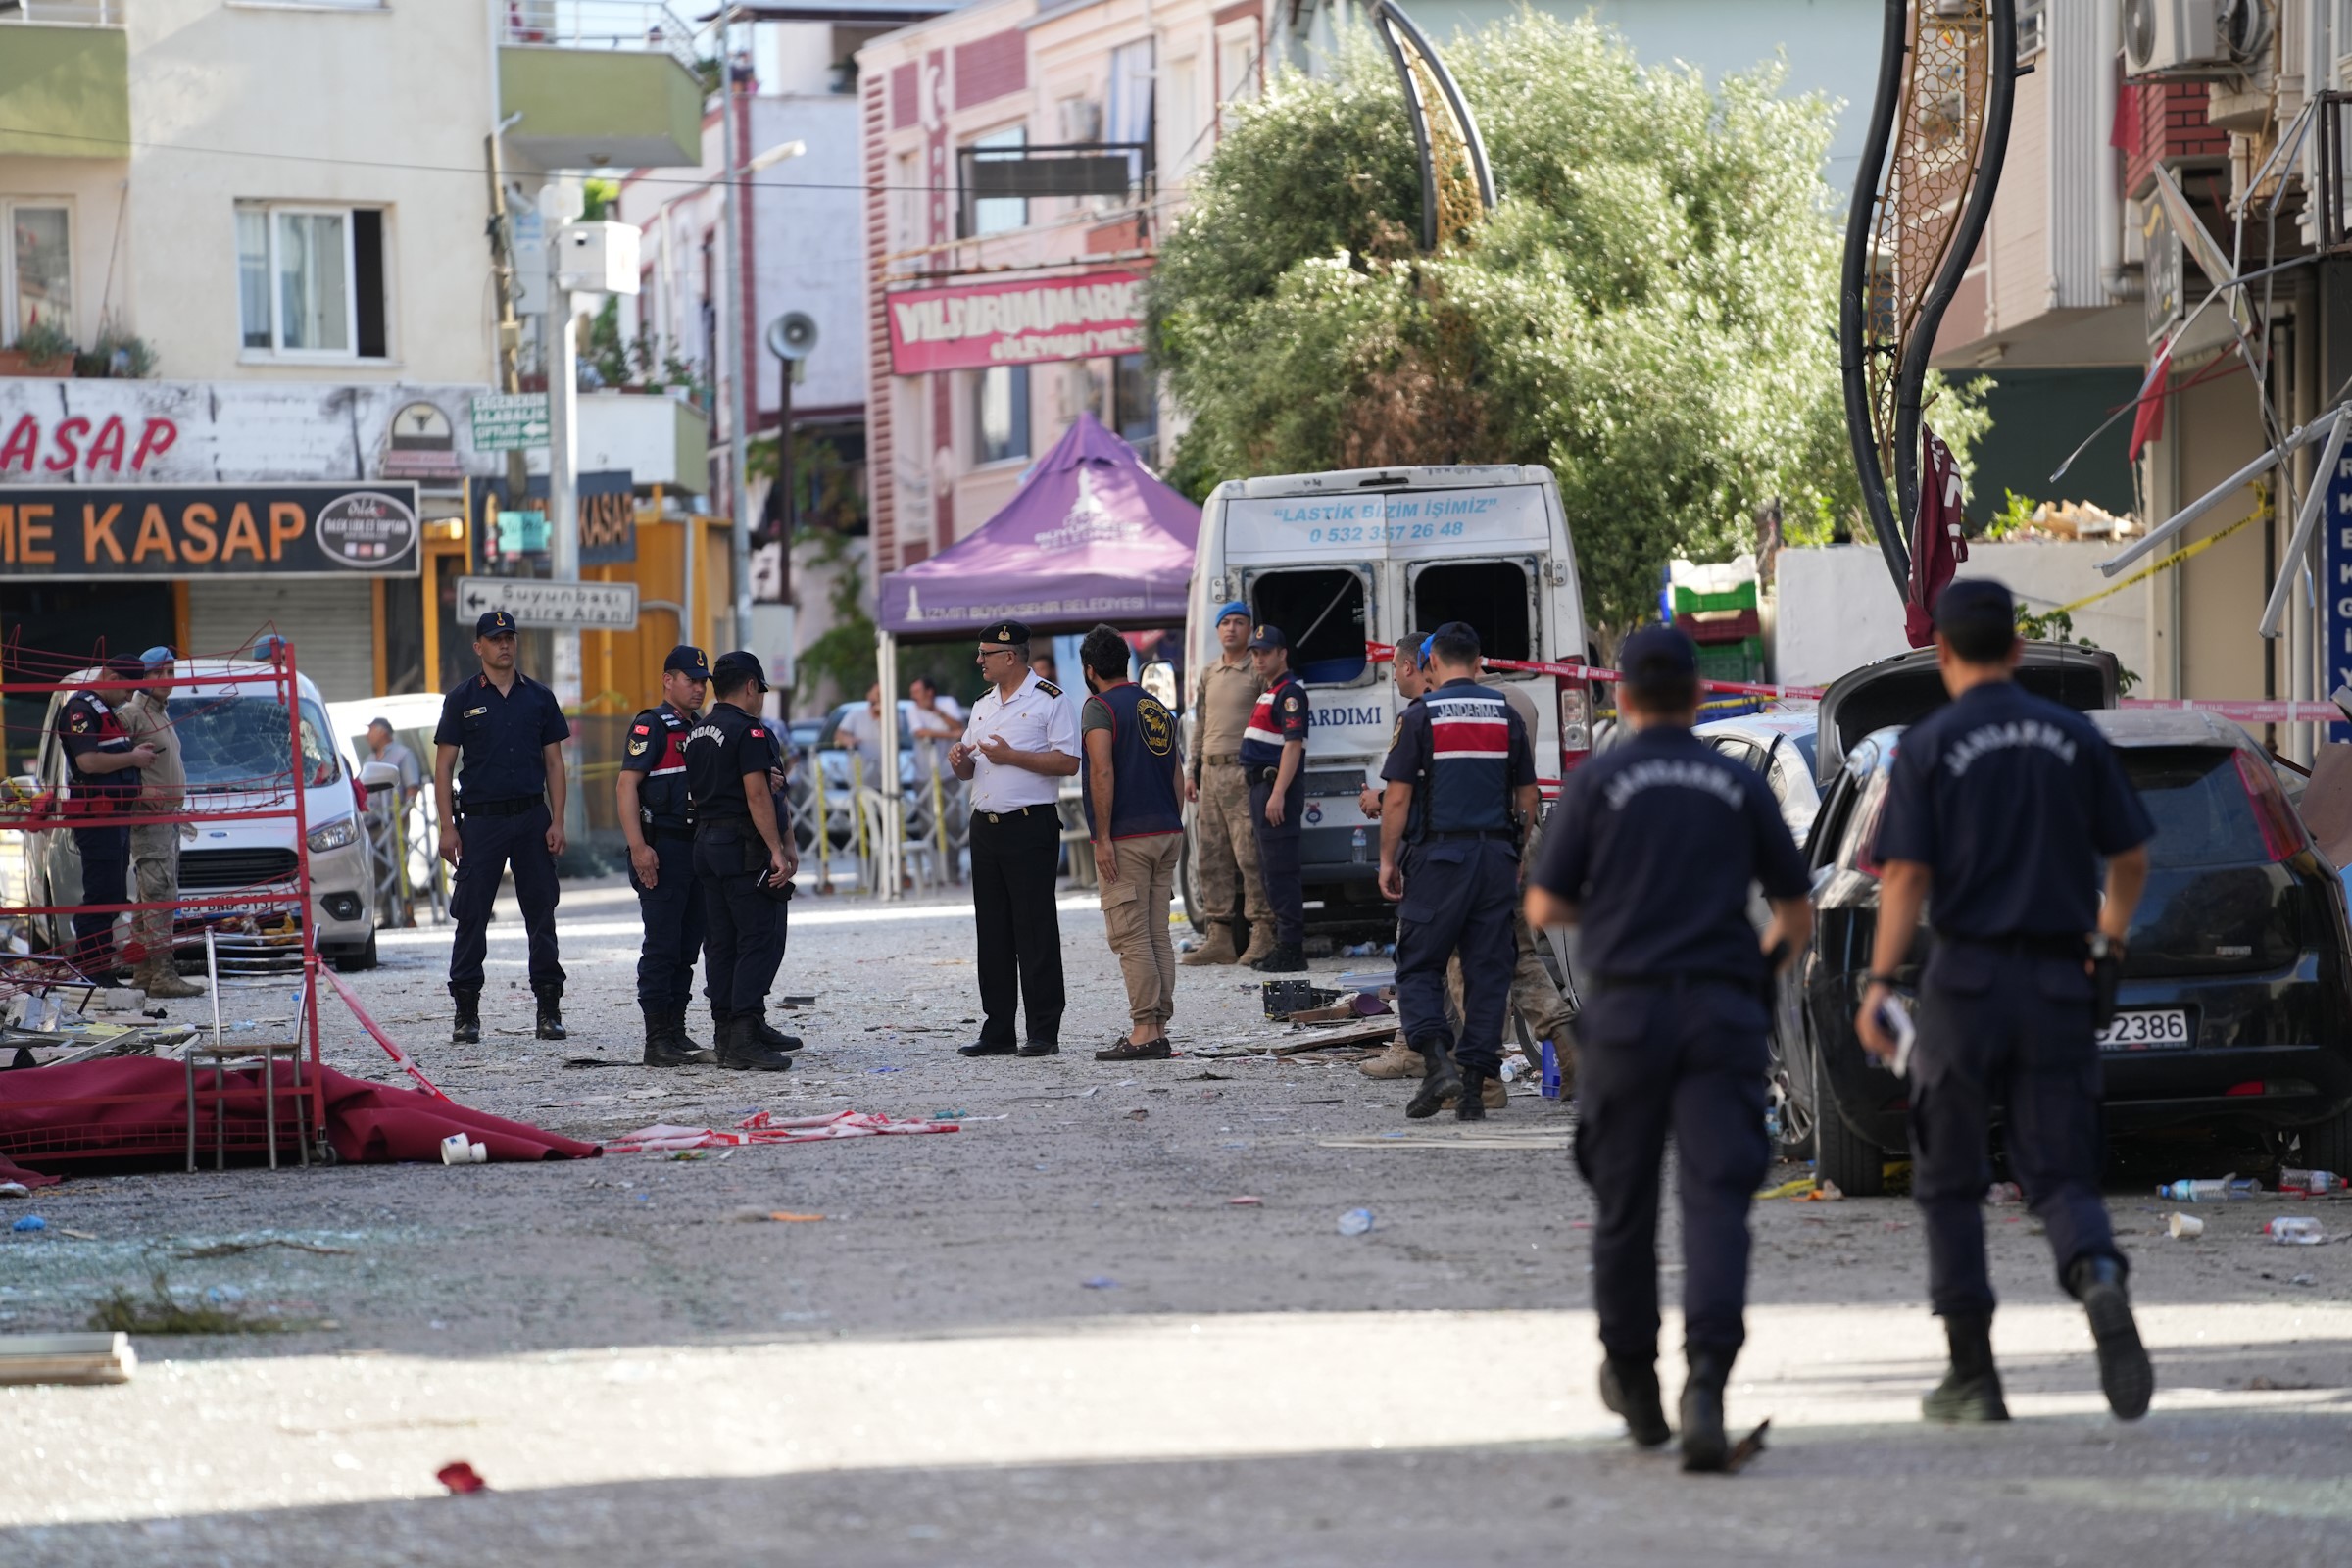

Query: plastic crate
left=1672, top=581, right=1758, bottom=615
left=1693, top=637, right=1766, bottom=686
left=1676, top=608, right=1762, bottom=644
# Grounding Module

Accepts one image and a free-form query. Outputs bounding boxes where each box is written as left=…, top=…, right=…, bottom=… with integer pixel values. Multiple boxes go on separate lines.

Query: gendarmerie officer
left=57, top=656, right=158, bottom=982
left=951, top=619, right=1082, bottom=1057
left=1239, top=623, right=1310, bottom=973
left=1526, top=625, right=1811, bottom=1472
left=1376, top=621, right=1538, bottom=1121
left=1856, top=578, right=2155, bottom=1426
left=618, top=645, right=716, bottom=1068
left=434, top=611, right=571, bottom=1045
left=683, top=651, right=797, bottom=1072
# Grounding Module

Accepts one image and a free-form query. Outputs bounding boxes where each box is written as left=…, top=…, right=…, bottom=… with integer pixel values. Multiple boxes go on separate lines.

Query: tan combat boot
left=138, top=956, right=203, bottom=1000
left=1237, top=924, right=1279, bottom=966
left=1359, top=1036, right=1425, bottom=1078
left=1181, top=922, right=1240, bottom=966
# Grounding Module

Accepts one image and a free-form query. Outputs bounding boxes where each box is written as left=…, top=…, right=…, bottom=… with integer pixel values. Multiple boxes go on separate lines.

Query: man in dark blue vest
left=1077, top=623, right=1187, bottom=1061
left=617, top=645, right=716, bottom=1068
left=1377, top=621, right=1539, bottom=1121
left=1240, top=624, right=1311, bottom=973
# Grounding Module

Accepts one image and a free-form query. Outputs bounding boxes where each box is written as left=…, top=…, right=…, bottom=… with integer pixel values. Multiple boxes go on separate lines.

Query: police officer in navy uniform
left=1526, top=625, right=1812, bottom=1472
left=57, top=655, right=159, bottom=982
left=618, top=645, right=717, bottom=1068
left=1856, top=578, right=2155, bottom=1426
left=432, top=611, right=572, bottom=1045
left=1376, top=622, right=1539, bottom=1120
left=1240, top=624, right=1311, bottom=973
left=684, top=651, right=797, bottom=1072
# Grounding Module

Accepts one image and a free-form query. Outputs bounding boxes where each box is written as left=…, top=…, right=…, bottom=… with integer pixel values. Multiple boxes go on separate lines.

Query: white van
left=1181, top=464, right=1592, bottom=923
left=14, top=661, right=379, bottom=971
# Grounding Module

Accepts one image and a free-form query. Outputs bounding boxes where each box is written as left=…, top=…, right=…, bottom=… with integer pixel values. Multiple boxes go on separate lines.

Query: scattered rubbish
left=1755, top=1177, right=1815, bottom=1200
left=1334, top=968, right=1397, bottom=992
left=668, top=1151, right=705, bottom=1162
left=1342, top=942, right=1382, bottom=956
left=436, top=1461, right=489, bottom=1494
left=1124, top=1107, right=1149, bottom=1120
left=1500, top=1058, right=1525, bottom=1082
left=1080, top=1087, right=1100, bottom=1097
left=1985, top=1182, right=2024, bottom=1204
left=2290, top=1273, right=2318, bottom=1287
left=729, top=1209, right=826, bottom=1223
left=2156, top=1176, right=2261, bottom=1201
left=562, top=1057, right=626, bottom=1070
left=2265, top=1216, right=2326, bottom=1245
left=0, top=1331, right=136, bottom=1387
left=1229, top=1196, right=1262, bottom=1206
left=1798, top=1180, right=1844, bottom=1203
left=1541, top=1040, right=1562, bottom=1100
left=931, top=1108, right=971, bottom=1121
left=1338, top=1207, right=1375, bottom=1236
left=1725, top=1418, right=1771, bottom=1473
left=1080, top=1276, right=1117, bottom=1289
left=867, top=1066, right=901, bottom=1075
left=173, top=1238, right=354, bottom=1260
left=2279, top=1167, right=2344, bottom=1195
left=1261, top=980, right=1341, bottom=1019
left=606, top=1109, right=960, bottom=1153
left=777, top=995, right=818, bottom=1007
left=2168, top=1212, right=2206, bottom=1239
left=88, top=1269, right=298, bottom=1335
left=440, top=1134, right=488, bottom=1166
left=0, top=1181, right=26, bottom=1198
left=11, top=1215, right=45, bottom=1233
left=1187, top=1072, right=1229, bottom=1082
left=57, top=1228, right=96, bottom=1241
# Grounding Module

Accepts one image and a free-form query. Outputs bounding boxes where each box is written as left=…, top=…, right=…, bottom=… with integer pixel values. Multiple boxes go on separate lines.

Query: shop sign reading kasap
left=0, top=483, right=420, bottom=579
left=886, top=269, right=1144, bottom=375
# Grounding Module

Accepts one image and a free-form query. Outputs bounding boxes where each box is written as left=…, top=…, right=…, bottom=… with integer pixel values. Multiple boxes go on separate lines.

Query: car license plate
left=2098, top=1007, right=2192, bottom=1051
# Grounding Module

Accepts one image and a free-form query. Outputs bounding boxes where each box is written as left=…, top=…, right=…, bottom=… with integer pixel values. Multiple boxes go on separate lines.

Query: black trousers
left=694, top=822, right=788, bottom=1020
left=632, top=833, right=710, bottom=1009
left=1911, top=941, right=2120, bottom=1319
left=1247, top=773, right=1306, bottom=948
left=1394, top=839, right=1518, bottom=1073
left=1574, top=983, right=1773, bottom=1362
left=447, top=803, right=564, bottom=992
left=970, top=806, right=1063, bottom=1046
left=71, top=824, right=128, bottom=973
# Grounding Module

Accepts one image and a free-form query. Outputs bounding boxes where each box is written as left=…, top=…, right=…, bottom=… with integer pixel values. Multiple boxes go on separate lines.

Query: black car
left=1771, top=651, right=2352, bottom=1196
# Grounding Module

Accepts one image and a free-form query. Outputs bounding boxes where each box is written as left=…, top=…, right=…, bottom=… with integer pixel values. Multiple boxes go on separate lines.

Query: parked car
left=1694, top=710, right=1822, bottom=842
left=14, top=661, right=379, bottom=972
left=1777, top=689, right=2352, bottom=1195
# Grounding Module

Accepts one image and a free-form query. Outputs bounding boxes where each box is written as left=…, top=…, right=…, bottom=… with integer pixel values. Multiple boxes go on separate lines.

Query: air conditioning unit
left=2122, top=0, right=2231, bottom=77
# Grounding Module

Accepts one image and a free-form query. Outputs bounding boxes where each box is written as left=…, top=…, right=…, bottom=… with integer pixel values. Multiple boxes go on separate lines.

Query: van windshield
left=169, top=696, right=343, bottom=792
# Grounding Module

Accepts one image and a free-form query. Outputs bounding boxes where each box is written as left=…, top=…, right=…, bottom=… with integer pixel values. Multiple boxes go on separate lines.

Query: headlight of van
left=307, top=816, right=360, bottom=853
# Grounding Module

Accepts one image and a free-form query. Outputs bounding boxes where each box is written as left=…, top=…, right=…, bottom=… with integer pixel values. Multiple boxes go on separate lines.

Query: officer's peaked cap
left=980, top=619, right=1033, bottom=647
left=475, top=610, right=518, bottom=637
left=1246, top=623, right=1288, bottom=651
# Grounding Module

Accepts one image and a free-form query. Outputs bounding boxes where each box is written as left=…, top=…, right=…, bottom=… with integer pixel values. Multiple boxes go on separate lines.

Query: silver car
left=1693, top=710, right=1823, bottom=843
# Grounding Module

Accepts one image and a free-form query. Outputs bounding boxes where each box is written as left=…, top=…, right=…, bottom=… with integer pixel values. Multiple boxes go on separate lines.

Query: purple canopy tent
left=877, top=411, right=1200, bottom=635
left=867, top=413, right=1200, bottom=899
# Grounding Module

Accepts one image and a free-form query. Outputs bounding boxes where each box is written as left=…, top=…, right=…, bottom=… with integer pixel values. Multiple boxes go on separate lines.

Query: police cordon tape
left=1363, top=642, right=2351, bottom=725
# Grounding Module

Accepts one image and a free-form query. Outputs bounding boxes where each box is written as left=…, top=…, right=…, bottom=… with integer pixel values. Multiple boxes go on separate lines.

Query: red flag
left=1904, top=423, right=1969, bottom=648
left=2128, top=347, right=2171, bottom=463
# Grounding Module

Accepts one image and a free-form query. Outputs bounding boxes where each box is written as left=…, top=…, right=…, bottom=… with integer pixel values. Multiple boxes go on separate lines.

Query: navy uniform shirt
left=619, top=702, right=697, bottom=833
left=685, top=703, right=782, bottom=825
left=433, top=671, right=570, bottom=807
left=1534, top=724, right=1808, bottom=983
left=58, top=690, right=139, bottom=816
left=1238, top=672, right=1309, bottom=772
left=1380, top=678, right=1538, bottom=835
left=1873, top=680, right=2154, bottom=941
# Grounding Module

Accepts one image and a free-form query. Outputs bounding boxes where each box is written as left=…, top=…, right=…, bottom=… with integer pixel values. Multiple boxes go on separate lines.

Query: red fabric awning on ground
left=0, top=1059, right=599, bottom=1188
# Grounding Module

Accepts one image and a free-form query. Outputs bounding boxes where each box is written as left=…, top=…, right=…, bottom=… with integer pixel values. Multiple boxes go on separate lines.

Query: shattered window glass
left=170, top=697, right=341, bottom=792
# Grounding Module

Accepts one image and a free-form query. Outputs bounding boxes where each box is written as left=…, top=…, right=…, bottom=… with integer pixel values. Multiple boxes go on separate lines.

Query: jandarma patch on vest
left=628, top=738, right=649, bottom=756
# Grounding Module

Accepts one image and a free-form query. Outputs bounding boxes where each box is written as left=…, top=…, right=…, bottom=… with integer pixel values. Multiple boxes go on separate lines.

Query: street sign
left=455, top=576, right=638, bottom=631
left=495, top=509, right=549, bottom=555
left=470, top=392, right=550, bottom=452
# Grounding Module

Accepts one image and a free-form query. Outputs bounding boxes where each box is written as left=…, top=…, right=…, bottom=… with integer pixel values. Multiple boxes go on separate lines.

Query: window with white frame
left=2015, top=0, right=2045, bottom=60
left=235, top=202, right=389, bottom=358
left=5, top=202, right=73, bottom=346
left=1216, top=20, right=1259, bottom=131
left=973, top=363, right=1030, bottom=465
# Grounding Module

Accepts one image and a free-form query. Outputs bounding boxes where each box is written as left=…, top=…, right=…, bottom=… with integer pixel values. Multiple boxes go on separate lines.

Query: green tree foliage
left=1151, top=15, right=1984, bottom=630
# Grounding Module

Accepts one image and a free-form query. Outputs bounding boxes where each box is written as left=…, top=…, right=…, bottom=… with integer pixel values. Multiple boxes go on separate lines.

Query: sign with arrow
left=455, top=576, right=638, bottom=630
left=469, top=392, right=551, bottom=452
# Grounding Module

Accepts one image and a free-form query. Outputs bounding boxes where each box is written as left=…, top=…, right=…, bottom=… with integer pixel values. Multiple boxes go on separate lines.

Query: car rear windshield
left=2122, top=747, right=2267, bottom=867
left=170, top=696, right=342, bottom=792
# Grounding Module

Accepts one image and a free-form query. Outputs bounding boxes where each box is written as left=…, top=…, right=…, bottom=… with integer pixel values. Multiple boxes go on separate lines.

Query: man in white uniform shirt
left=950, top=618, right=1082, bottom=1056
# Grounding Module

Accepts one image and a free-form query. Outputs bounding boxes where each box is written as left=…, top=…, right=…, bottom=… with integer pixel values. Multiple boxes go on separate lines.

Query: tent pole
left=878, top=633, right=902, bottom=902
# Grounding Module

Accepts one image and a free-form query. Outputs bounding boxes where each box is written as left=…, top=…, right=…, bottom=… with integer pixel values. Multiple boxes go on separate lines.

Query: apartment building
left=0, top=0, right=712, bottom=715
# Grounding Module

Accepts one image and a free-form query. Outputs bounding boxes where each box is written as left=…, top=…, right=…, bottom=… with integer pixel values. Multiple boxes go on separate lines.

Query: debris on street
left=606, top=1109, right=960, bottom=1153
left=0, top=1331, right=136, bottom=1387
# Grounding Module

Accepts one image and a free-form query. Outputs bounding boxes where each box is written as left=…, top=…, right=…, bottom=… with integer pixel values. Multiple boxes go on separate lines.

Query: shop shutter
left=185, top=579, right=376, bottom=702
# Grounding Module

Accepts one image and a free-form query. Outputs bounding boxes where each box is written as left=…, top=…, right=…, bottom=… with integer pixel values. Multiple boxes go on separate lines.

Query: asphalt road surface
left=2, top=877, right=2347, bottom=1566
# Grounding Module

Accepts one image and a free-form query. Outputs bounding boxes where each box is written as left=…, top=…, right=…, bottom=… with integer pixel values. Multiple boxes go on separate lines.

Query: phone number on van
left=1307, top=521, right=1468, bottom=545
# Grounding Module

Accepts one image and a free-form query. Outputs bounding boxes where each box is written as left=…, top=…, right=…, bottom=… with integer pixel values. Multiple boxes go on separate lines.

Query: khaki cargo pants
left=1191, top=762, right=1269, bottom=929
left=1102, top=833, right=1184, bottom=1028
left=128, top=823, right=179, bottom=962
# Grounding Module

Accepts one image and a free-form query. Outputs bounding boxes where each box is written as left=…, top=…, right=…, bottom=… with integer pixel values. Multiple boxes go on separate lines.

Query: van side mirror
left=359, top=760, right=402, bottom=793
left=1141, top=661, right=1179, bottom=712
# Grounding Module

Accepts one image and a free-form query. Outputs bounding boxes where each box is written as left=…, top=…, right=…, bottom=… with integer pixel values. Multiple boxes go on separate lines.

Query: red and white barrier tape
left=320, top=964, right=451, bottom=1100
left=1364, top=642, right=1823, bottom=701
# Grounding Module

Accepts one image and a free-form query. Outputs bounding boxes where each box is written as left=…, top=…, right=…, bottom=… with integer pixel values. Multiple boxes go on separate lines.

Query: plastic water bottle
left=2155, top=1177, right=2261, bottom=1201
left=1540, top=1040, right=1562, bottom=1100
left=2280, top=1167, right=2343, bottom=1195
left=1350, top=826, right=1368, bottom=863
left=1338, top=1207, right=1375, bottom=1236
left=2265, top=1216, right=2326, bottom=1245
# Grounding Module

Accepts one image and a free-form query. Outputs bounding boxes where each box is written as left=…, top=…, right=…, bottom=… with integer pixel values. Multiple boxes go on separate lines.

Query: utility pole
left=720, top=17, right=754, bottom=653
left=482, top=130, right=531, bottom=512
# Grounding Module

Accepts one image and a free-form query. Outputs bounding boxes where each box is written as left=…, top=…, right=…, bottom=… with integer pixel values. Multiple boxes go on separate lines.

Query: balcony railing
left=0, top=0, right=124, bottom=24
left=501, top=1, right=697, bottom=73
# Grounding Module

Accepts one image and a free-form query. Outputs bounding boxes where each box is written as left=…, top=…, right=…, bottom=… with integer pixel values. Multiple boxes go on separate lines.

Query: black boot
left=716, top=1013, right=794, bottom=1072
left=1680, top=1349, right=1733, bottom=1473
left=533, top=985, right=566, bottom=1042
left=749, top=1014, right=803, bottom=1053
left=1250, top=942, right=1307, bottom=973
left=1455, top=1066, right=1489, bottom=1122
left=670, top=1005, right=716, bottom=1063
left=2067, top=1255, right=2153, bottom=1421
left=449, top=984, right=481, bottom=1046
left=1404, top=1035, right=1461, bottom=1120
left=643, top=1005, right=708, bottom=1068
left=1599, top=1355, right=1672, bottom=1448
left=1922, top=1312, right=2010, bottom=1423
